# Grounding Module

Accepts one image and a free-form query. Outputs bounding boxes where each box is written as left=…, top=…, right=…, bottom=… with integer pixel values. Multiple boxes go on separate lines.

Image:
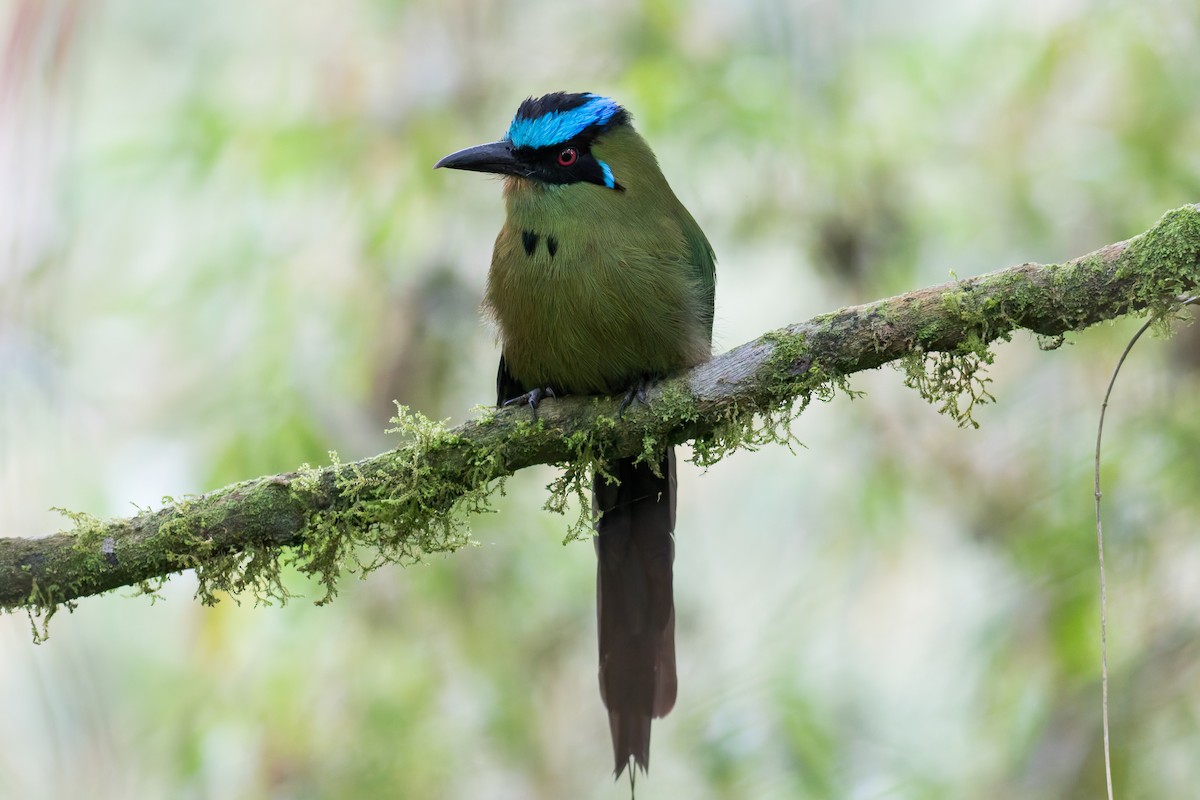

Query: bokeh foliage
left=2, top=0, right=1200, bottom=798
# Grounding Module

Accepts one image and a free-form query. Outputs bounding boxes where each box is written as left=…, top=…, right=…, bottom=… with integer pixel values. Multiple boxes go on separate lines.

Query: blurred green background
left=3, top=0, right=1200, bottom=798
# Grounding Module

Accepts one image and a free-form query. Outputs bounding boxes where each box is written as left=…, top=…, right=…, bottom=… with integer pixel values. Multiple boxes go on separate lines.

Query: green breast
left=485, top=180, right=714, bottom=395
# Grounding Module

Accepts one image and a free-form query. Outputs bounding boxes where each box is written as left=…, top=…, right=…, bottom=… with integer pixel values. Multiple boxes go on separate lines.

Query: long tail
left=594, top=449, right=678, bottom=778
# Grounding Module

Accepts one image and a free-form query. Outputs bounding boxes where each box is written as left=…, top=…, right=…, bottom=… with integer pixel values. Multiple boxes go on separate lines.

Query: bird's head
left=435, top=92, right=632, bottom=192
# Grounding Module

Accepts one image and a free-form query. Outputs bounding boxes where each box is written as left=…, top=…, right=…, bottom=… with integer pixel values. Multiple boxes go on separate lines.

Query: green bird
left=436, top=91, right=716, bottom=777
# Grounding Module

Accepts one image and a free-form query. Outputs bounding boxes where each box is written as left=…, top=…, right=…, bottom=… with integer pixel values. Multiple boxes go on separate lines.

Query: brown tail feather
left=594, top=450, right=677, bottom=777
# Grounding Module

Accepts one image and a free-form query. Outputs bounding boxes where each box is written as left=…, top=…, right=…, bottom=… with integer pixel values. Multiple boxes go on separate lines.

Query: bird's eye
left=556, top=147, right=578, bottom=167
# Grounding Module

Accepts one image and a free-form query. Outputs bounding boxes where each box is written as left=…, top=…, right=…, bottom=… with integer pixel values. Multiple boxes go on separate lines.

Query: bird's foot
left=502, top=386, right=556, bottom=421
left=617, top=376, right=655, bottom=418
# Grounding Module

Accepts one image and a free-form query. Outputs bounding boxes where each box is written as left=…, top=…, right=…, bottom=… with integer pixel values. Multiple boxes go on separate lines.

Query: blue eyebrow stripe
left=507, top=94, right=621, bottom=149
left=598, top=160, right=615, bottom=189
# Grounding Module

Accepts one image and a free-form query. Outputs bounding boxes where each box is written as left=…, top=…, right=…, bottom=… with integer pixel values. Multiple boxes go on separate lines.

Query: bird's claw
left=503, top=386, right=556, bottom=421
left=617, top=377, right=654, bottom=418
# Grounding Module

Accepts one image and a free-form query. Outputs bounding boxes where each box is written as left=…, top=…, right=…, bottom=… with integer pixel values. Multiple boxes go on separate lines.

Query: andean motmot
left=436, top=91, right=716, bottom=777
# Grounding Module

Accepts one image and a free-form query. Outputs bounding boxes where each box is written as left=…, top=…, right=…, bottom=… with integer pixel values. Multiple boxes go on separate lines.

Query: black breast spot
left=547, top=236, right=559, bottom=258
left=522, top=230, right=539, bottom=256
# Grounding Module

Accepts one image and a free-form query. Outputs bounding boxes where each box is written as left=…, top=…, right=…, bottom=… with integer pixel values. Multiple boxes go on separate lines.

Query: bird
left=435, top=91, right=715, bottom=778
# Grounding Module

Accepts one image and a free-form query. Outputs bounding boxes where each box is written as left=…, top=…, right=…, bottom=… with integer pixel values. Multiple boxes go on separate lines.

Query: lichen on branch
left=3, top=204, right=1199, bottom=633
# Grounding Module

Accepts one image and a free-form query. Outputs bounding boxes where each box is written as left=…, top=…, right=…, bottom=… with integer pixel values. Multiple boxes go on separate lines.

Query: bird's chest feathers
left=485, top=190, right=707, bottom=394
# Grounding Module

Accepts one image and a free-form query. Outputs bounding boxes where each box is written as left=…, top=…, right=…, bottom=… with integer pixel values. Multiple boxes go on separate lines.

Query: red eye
left=557, top=147, right=578, bottom=167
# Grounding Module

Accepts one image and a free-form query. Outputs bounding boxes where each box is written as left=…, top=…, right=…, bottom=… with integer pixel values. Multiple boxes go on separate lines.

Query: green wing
left=682, top=215, right=717, bottom=341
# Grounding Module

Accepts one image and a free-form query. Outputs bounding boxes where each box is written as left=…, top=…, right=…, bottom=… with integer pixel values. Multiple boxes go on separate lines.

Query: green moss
left=899, top=348, right=996, bottom=429
left=872, top=269, right=1026, bottom=428
left=132, top=576, right=169, bottom=605
left=21, top=402, right=510, bottom=642
left=25, top=578, right=69, bottom=644
left=538, top=331, right=853, bottom=542
left=1120, top=206, right=1200, bottom=319
left=292, top=404, right=493, bottom=604
left=545, top=419, right=611, bottom=545
left=471, top=404, right=500, bottom=426
left=689, top=329, right=856, bottom=469
left=25, top=583, right=66, bottom=645
left=22, top=508, right=108, bottom=642
left=938, top=283, right=1012, bottom=347
left=62, top=510, right=116, bottom=604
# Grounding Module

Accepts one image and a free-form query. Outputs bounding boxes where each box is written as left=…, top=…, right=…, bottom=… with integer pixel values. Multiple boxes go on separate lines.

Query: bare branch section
left=3, top=205, right=1199, bottom=617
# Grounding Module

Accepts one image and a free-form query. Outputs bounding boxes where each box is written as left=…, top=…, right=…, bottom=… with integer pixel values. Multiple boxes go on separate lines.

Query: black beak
left=434, top=140, right=527, bottom=177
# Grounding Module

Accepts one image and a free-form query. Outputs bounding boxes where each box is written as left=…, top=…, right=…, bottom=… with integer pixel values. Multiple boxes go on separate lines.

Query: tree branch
left=4, top=205, right=1199, bottom=618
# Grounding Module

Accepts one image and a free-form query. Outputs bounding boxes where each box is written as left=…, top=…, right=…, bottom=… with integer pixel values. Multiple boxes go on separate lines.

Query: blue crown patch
left=507, top=94, right=623, bottom=150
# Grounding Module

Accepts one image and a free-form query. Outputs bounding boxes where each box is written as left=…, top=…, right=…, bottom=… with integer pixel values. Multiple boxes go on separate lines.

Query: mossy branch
left=3, top=205, right=1200, bottom=627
